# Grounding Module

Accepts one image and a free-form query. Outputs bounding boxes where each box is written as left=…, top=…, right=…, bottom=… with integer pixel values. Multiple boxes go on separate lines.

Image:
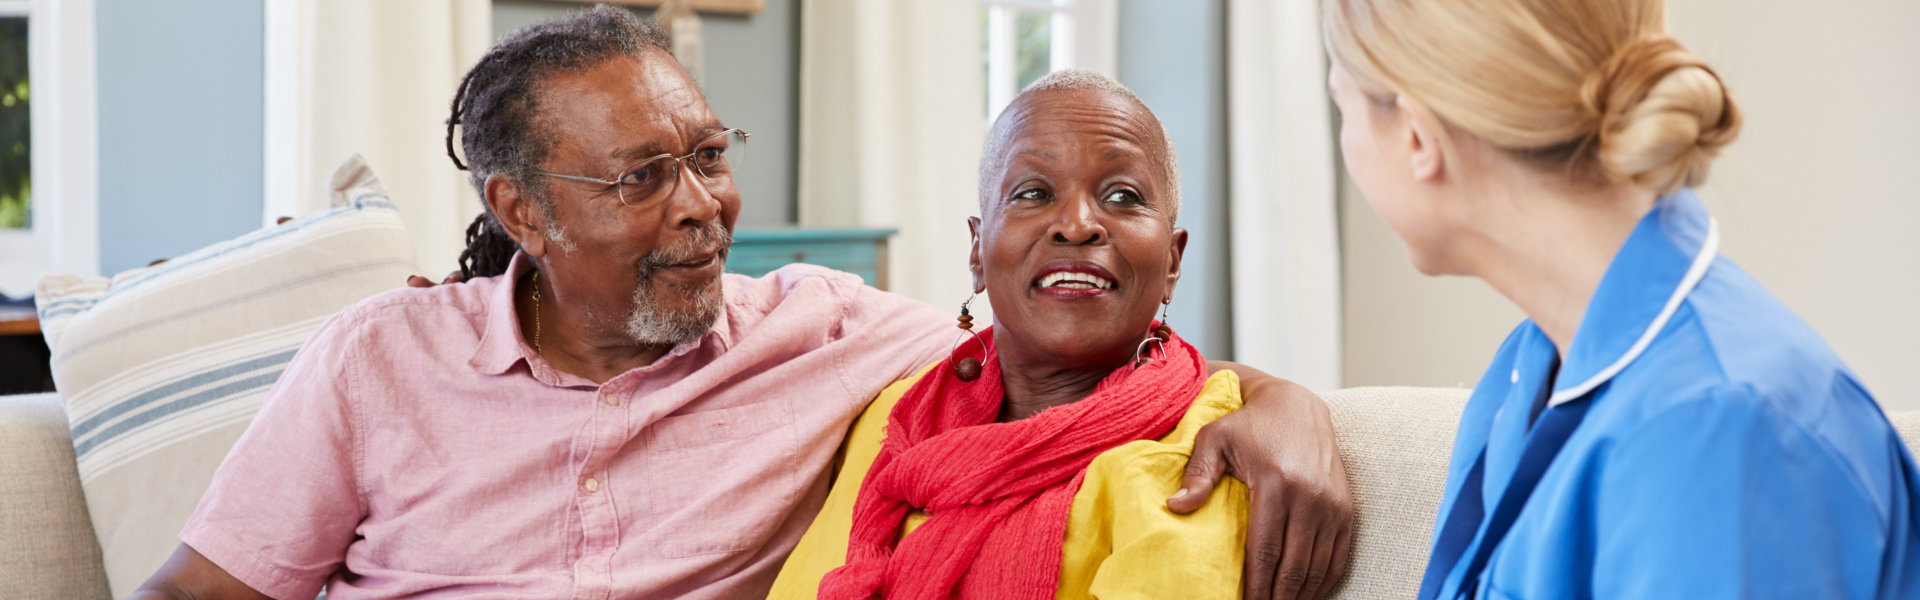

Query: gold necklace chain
left=531, top=270, right=542, bottom=355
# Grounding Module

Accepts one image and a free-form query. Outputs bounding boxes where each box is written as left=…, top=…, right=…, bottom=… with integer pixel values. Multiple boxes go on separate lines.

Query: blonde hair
left=1322, top=0, right=1741, bottom=194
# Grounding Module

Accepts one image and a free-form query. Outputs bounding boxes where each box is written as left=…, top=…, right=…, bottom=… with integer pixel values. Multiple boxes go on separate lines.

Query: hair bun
left=1580, top=36, right=1742, bottom=194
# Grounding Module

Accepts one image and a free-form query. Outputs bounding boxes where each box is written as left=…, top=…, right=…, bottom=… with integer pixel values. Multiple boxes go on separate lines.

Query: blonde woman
left=1321, top=0, right=1920, bottom=598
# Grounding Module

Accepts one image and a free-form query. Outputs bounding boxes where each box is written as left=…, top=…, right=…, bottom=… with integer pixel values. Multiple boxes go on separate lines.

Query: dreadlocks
left=445, top=5, right=671, bottom=279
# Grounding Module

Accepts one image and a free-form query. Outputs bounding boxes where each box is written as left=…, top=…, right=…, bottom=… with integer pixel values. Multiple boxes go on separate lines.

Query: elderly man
left=134, top=7, right=1349, bottom=600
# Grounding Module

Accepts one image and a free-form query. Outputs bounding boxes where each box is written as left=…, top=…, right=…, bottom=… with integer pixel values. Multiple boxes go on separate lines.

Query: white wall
left=1340, top=0, right=1920, bottom=410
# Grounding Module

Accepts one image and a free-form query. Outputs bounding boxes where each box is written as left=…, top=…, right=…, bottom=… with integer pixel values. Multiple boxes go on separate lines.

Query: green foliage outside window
left=980, top=7, right=1057, bottom=115
left=1014, top=11, right=1050, bottom=91
left=0, top=18, right=28, bottom=230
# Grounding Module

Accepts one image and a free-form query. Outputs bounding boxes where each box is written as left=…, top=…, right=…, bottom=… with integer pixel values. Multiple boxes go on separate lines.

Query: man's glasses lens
left=615, top=130, right=748, bottom=205
left=693, top=130, right=747, bottom=177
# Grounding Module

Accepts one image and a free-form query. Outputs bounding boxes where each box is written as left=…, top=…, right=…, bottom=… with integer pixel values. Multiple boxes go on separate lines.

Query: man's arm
left=130, top=544, right=272, bottom=600
left=150, top=309, right=369, bottom=599
left=1177, top=361, right=1354, bottom=600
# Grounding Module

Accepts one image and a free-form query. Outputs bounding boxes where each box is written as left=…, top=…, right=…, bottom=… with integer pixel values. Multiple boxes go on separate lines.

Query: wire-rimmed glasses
left=536, top=128, right=749, bottom=206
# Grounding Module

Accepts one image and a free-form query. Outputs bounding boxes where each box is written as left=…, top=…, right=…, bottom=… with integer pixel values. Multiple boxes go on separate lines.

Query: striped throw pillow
left=35, top=155, right=419, bottom=597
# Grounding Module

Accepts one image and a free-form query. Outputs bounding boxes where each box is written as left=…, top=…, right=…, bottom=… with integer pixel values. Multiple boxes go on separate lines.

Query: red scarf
left=819, top=323, right=1207, bottom=599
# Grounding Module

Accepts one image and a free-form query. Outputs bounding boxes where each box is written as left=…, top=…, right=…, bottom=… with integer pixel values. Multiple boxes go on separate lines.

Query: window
left=0, top=0, right=95, bottom=296
left=0, top=10, right=27, bottom=231
left=980, top=0, right=1116, bottom=122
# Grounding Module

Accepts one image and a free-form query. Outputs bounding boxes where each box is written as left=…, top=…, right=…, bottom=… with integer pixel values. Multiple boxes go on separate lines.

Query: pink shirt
left=182, top=254, right=951, bottom=599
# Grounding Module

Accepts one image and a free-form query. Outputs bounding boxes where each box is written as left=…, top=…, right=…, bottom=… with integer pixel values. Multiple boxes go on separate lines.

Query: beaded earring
left=951, top=294, right=985, bottom=381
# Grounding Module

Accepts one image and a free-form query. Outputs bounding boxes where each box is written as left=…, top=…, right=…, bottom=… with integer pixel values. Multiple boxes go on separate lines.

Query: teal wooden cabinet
left=726, top=228, right=898, bottom=290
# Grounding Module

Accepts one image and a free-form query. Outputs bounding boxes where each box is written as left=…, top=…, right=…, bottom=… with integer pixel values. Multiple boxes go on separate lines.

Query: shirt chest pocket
left=638, top=398, right=805, bottom=558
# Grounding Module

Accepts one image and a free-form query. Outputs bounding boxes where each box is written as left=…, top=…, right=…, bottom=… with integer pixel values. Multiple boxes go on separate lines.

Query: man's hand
left=1182, top=362, right=1353, bottom=600
left=405, top=271, right=465, bottom=288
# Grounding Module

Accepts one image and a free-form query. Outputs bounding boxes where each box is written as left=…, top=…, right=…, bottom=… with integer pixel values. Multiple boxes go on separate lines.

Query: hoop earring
left=1135, top=302, right=1173, bottom=365
left=951, top=294, right=986, bottom=381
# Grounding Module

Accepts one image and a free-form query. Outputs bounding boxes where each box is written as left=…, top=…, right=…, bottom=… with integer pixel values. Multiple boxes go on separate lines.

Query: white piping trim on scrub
left=1546, top=218, right=1720, bottom=407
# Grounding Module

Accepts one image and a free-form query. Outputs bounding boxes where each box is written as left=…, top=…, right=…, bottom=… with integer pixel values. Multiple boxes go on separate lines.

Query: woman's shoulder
left=1614, top=301, right=1890, bottom=476
left=1061, top=370, right=1249, bottom=598
left=1084, top=370, right=1245, bottom=488
left=1598, top=319, right=1905, bottom=520
left=1640, top=259, right=1876, bottom=428
left=1184, top=369, right=1245, bottom=427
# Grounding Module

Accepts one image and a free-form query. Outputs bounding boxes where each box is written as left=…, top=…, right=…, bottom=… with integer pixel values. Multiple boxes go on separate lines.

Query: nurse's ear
left=1395, top=96, right=1447, bottom=183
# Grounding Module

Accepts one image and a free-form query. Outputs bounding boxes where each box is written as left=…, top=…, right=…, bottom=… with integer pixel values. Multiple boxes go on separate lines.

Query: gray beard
left=624, top=268, right=723, bottom=346
left=622, top=223, right=731, bottom=346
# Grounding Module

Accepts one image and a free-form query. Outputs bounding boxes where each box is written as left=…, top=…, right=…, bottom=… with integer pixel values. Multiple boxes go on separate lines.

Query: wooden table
left=0, top=313, right=38, bottom=337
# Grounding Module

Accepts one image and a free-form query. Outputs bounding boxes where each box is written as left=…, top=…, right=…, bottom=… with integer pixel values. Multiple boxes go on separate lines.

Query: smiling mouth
left=666, top=246, right=727, bottom=267
left=1034, top=271, right=1115, bottom=291
left=1030, top=261, right=1121, bottom=298
left=671, top=252, right=720, bottom=268
left=640, top=247, right=728, bottom=283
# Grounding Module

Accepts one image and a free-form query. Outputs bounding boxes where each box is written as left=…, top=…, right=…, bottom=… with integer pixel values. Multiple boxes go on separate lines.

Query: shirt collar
left=467, top=252, right=735, bottom=379
left=1547, top=189, right=1721, bottom=406
left=469, top=252, right=541, bottom=377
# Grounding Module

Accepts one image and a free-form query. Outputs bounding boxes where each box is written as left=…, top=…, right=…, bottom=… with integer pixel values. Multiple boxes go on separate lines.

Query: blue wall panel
left=96, top=0, right=264, bottom=273
left=1118, top=0, right=1232, bottom=359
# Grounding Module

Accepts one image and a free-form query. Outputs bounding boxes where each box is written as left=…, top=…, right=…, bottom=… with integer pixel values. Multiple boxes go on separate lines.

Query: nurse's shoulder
left=1683, top=256, right=1881, bottom=425
left=1614, top=254, right=1905, bottom=508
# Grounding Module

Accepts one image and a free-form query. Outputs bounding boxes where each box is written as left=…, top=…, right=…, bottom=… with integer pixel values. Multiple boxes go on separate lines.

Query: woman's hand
left=1180, top=362, right=1353, bottom=600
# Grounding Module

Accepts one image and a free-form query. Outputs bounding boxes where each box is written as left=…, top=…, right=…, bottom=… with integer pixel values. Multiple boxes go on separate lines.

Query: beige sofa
left=5, top=387, right=1917, bottom=599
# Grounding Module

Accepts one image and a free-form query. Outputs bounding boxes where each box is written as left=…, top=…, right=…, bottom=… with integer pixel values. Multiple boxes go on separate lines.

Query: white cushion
left=34, top=155, right=418, bottom=597
left=1890, top=410, right=1920, bottom=459
left=1321, top=386, right=1469, bottom=600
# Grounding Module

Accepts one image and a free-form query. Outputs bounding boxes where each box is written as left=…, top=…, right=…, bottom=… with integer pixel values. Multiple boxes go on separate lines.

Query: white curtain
left=265, top=0, right=492, bottom=274
left=1226, top=0, right=1343, bottom=390
left=797, top=0, right=987, bottom=315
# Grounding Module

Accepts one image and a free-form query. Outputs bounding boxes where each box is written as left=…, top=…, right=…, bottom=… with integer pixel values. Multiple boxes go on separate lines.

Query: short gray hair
left=977, top=69, right=1182, bottom=225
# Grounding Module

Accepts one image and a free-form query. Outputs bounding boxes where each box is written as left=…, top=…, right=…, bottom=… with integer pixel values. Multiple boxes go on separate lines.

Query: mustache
left=636, top=223, right=733, bottom=276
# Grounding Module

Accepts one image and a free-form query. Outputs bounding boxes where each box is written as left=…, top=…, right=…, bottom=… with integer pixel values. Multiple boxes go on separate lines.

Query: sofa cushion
left=34, top=155, right=417, bottom=597
left=1890, top=409, right=1920, bottom=452
left=0, top=392, right=112, bottom=600
left=1320, top=386, right=1469, bottom=600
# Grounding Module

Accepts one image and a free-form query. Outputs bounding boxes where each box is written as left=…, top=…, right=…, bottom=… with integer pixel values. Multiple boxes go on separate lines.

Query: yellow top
left=770, top=365, right=1249, bottom=599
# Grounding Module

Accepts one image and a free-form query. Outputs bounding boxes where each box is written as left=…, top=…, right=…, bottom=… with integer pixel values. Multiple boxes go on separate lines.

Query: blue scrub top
left=1424, top=190, right=1920, bottom=599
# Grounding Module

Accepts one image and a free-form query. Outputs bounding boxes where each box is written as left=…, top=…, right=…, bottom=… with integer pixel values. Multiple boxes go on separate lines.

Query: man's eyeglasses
left=536, top=129, right=749, bottom=206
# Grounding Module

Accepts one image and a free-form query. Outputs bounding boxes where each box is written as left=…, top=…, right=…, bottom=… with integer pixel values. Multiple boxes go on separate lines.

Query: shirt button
left=1510, top=369, right=1520, bottom=384
left=604, top=394, right=619, bottom=407
left=584, top=478, right=600, bottom=492
left=580, top=562, right=595, bottom=575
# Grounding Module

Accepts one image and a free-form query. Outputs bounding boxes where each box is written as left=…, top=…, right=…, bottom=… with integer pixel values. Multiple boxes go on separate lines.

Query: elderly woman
left=770, top=71, right=1257, bottom=599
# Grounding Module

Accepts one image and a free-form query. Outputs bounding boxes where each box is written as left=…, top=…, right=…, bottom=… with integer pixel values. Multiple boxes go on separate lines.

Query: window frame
left=0, top=0, right=98, bottom=296
left=980, top=0, right=1117, bottom=122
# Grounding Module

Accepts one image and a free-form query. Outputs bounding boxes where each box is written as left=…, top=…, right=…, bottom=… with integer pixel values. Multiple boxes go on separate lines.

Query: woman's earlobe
left=967, top=216, right=986, bottom=291
left=1166, top=227, right=1189, bottom=282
